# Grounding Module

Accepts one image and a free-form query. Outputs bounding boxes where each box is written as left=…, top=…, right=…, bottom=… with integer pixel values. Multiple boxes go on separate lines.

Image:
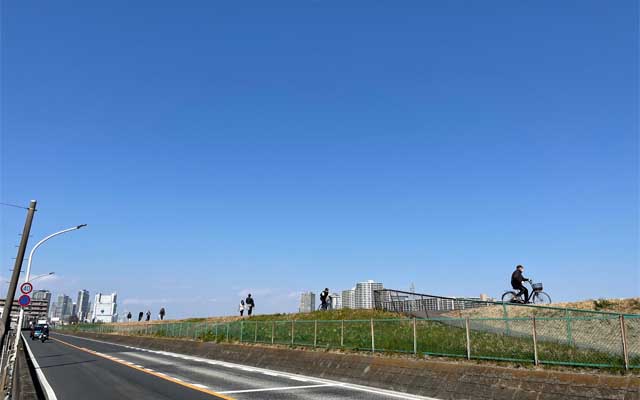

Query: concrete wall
left=13, top=339, right=39, bottom=400
left=68, top=332, right=639, bottom=400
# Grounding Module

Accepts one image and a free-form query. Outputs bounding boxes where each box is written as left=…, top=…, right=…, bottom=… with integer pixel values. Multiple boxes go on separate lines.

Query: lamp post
left=13, top=225, right=86, bottom=352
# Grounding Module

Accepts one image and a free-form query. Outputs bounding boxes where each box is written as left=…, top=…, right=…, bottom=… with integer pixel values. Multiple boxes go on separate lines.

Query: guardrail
left=60, top=314, right=639, bottom=370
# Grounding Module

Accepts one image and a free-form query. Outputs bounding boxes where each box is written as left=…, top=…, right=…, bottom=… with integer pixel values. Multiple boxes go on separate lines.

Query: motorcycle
left=40, top=332, right=49, bottom=343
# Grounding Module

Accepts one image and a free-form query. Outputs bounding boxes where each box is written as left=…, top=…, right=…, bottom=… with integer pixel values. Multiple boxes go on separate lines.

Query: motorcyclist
left=319, top=288, right=330, bottom=310
left=41, top=324, right=50, bottom=342
left=511, top=265, right=531, bottom=303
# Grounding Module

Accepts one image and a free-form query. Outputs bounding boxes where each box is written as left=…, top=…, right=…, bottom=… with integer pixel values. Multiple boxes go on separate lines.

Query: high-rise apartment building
left=76, top=289, right=90, bottom=321
left=341, top=288, right=355, bottom=309
left=330, top=293, right=342, bottom=309
left=52, top=294, right=74, bottom=320
left=299, top=292, right=315, bottom=313
left=92, top=293, right=118, bottom=323
left=355, top=280, right=383, bottom=309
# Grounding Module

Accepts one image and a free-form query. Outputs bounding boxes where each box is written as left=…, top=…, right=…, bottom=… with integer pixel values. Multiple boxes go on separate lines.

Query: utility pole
left=0, top=200, right=36, bottom=344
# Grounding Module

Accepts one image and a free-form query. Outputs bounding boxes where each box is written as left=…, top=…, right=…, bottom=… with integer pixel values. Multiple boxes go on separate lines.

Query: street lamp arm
left=25, top=225, right=86, bottom=282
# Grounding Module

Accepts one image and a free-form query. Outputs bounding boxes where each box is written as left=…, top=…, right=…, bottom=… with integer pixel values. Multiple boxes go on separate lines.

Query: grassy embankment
left=73, top=307, right=636, bottom=369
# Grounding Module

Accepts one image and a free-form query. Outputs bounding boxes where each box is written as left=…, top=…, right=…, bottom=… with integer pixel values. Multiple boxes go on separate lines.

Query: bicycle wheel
left=501, top=291, right=517, bottom=302
left=531, top=291, right=551, bottom=304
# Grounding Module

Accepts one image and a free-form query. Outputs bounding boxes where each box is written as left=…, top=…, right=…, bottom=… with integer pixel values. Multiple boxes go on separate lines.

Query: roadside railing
left=59, top=314, right=639, bottom=370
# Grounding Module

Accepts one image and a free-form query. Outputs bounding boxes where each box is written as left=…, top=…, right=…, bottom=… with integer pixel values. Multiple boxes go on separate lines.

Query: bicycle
left=501, top=279, right=551, bottom=304
left=318, top=296, right=333, bottom=311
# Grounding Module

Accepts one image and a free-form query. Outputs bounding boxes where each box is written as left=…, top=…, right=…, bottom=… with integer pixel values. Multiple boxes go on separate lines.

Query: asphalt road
left=24, top=332, right=434, bottom=400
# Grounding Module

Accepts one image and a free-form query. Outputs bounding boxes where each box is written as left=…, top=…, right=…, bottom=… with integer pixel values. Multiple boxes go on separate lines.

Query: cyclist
left=511, top=265, right=531, bottom=303
left=319, top=288, right=330, bottom=310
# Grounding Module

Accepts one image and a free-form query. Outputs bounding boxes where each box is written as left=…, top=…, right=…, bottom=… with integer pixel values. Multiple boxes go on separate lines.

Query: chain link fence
left=58, top=313, right=638, bottom=370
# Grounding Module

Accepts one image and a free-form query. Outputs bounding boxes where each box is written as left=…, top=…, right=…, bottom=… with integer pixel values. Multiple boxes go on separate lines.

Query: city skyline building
left=52, top=294, right=73, bottom=320
left=299, top=292, right=315, bottom=313
left=330, top=292, right=342, bottom=310
left=355, top=280, right=384, bottom=309
left=92, top=292, right=118, bottom=323
left=76, top=289, right=90, bottom=321
left=341, top=288, right=355, bottom=309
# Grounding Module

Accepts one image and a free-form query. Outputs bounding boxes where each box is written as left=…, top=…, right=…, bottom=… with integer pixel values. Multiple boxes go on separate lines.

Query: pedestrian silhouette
left=239, top=300, right=245, bottom=317
left=145, top=310, right=151, bottom=321
left=138, top=311, right=143, bottom=322
left=159, top=307, right=166, bottom=321
left=126, top=312, right=132, bottom=322
left=245, top=294, right=255, bottom=316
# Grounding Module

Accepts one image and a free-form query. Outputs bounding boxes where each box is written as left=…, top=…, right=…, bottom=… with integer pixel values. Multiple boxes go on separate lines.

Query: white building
left=330, top=293, right=342, bottom=309
left=299, top=292, right=315, bottom=313
left=355, top=280, right=383, bottom=309
left=92, top=293, right=118, bottom=323
left=341, top=288, right=355, bottom=309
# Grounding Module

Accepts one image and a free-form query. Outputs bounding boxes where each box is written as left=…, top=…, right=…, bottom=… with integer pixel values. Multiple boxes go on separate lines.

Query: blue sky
left=1, top=1, right=638, bottom=318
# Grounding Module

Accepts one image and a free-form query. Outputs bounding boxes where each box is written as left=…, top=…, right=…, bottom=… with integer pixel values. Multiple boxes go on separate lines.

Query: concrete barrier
left=67, top=332, right=639, bottom=400
left=12, top=339, right=39, bottom=400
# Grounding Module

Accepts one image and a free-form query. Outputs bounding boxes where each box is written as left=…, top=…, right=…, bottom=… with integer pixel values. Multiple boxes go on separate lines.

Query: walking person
left=245, top=294, right=255, bottom=316
left=145, top=310, right=151, bottom=322
left=138, top=311, right=143, bottom=322
left=126, top=312, right=132, bottom=322
left=239, top=300, right=245, bottom=317
left=159, top=307, right=166, bottom=321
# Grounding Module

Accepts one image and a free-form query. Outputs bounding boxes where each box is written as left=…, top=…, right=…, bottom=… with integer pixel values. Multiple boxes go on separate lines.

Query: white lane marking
left=219, top=383, right=334, bottom=394
left=21, top=334, right=59, bottom=400
left=54, top=332, right=438, bottom=399
left=193, top=384, right=209, bottom=389
left=289, top=377, right=309, bottom=382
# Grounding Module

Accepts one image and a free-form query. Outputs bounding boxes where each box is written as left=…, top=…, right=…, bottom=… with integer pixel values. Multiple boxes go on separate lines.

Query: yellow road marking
left=52, top=337, right=235, bottom=400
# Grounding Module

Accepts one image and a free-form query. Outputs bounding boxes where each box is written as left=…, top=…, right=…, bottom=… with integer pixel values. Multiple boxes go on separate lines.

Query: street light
left=4, top=272, right=54, bottom=285
left=13, top=225, right=87, bottom=353
left=27, top=272, right=54, bottom=283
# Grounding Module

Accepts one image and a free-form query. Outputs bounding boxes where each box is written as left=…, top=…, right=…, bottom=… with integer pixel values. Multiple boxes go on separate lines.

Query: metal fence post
left=620, top=315, right=629, bottom=370
left=215, top=324, right=218, bottom=340
left=226, top=324, right=229, bottom=342
left=565, top=309, right=573, bottom=345
left=465, top=317, right=471, bottom=360
left=240, top=320, right=244, bottom=342
left=532, top=317, right=539, bottom=366
left=254, top=321, right=258, bottom=342
left=314, top=320, right=317, bottom=348
left=370, top=319, right=375, bottom=352
left=291, top=320, right=295, bottom=346
left=413, top=317, right=417, bottom=356
left=271, top=321, right=275, bottom=344
left=502, top=303, right=510, bottom=335
left=340, top=320, right=344, bottom=348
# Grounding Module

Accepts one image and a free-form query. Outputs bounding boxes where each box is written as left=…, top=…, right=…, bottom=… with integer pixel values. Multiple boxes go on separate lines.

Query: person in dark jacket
left=126, top=312, right=132, bottom=322
left=319, top=288, right=330, bottom=310
left=159, top=307, right=166, bottom=320
left=245, top=294, right=255, bottom=316
left=138, top=311, right=144, bottom=322
left=145, top=310, right=151, bottom=321
left=511, top=265, right=531, bottom=303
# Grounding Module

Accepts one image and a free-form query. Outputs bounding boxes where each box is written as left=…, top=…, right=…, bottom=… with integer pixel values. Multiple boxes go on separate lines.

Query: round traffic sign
left=20, top=282, right=33, bottom=295
left=18, top=294, right=31, bottom=307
